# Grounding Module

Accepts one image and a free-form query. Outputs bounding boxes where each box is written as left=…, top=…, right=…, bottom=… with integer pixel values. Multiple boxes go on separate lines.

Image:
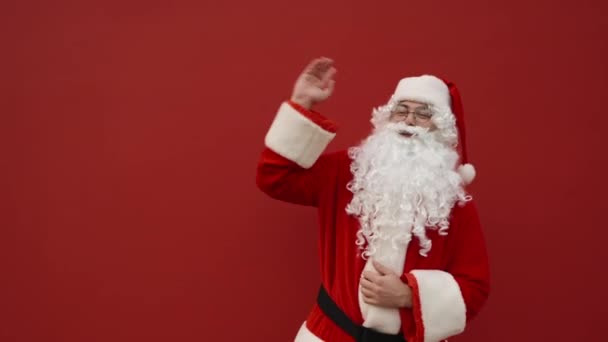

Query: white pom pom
left=458, top=163, right=476, bottom=185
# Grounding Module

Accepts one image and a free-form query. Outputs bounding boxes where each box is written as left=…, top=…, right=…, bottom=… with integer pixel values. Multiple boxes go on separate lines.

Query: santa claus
left=256, top=57, right=490, bottom=342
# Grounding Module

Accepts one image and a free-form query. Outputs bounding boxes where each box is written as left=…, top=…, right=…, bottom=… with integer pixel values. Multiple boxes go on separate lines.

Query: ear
left=458, top=163, right=476, bottom=185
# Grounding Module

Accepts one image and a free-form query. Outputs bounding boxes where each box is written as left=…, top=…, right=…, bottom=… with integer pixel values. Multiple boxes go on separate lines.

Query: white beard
left=346, top=122, right=470, bottom=262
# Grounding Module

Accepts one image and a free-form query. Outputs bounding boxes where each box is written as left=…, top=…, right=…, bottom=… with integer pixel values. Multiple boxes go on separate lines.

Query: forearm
left=256, top=100, right=338, bottom=206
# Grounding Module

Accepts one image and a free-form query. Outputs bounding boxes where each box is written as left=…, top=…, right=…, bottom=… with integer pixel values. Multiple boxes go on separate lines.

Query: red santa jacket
left=256, top=101, right=490, bottom=342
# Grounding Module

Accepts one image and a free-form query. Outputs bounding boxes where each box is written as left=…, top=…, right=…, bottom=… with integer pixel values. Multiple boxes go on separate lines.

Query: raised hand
left=290, top=57, right=337, bottom=110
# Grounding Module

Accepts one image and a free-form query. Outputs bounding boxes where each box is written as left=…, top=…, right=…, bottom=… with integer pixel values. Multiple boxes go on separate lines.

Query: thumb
left=322, top=79, right=335, bottom=97
left=372, top=260, right=394, bottom=276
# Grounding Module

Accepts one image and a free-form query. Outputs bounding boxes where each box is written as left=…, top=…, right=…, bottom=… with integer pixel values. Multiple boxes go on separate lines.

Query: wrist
left=400, top=282, right=413, bottom=308
left=401, top=295, right=412, bottom=308
left=290, top=96, right=314, bottom=110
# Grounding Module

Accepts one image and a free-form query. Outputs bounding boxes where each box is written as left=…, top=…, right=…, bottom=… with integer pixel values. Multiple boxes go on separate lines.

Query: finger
left=303, top=58, right=322, bottom=72
left=311, top=61, right=323, bottom=75
left=321, top=80, right=336, bottom=98
left=303, top=58, right=324, bottom=78
left=360, top=278, right=376, bottom=291
left=313, top=58, right=334, bottom=77
left=373, top=260, right=394, bottom=276
left=362, top=295, right=375, bottom=305
left=312, top=57, right=331, bottom=70
left=317, top=57, right=334, bottom=68
left=320, top=67, right=337, bottom=88
left=362, top=270, right=381, bottom=283
left=361, top=287, right=376, bottom=298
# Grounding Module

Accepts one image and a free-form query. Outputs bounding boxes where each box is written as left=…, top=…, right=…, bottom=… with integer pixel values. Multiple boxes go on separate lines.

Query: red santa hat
left=391, top=75, right=476, bottom=185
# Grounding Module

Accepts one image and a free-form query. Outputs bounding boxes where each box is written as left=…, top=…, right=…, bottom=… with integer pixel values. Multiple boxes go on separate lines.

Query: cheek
left=422, top=121, right=437, bottom=130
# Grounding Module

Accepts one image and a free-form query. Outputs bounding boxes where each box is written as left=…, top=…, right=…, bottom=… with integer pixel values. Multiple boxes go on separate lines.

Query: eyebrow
left=397, top=102, right=429, bottom=109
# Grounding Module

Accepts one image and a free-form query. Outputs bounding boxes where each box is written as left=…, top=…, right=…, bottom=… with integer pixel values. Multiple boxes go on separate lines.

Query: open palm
left=291, top=57, right=337, bottom=109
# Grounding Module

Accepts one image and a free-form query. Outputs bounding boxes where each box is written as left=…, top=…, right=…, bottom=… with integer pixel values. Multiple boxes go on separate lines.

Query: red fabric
left=402, top=274, right=424, bottom=341
left=440, top=79, right=468, bottom=164
left=256, top=109, right=490, bottom=342
left=287, top=100, right=338, bottom=133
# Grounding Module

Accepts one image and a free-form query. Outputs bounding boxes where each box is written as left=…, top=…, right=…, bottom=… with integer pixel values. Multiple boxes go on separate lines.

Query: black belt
left=316, top=285, right=407, bottom=342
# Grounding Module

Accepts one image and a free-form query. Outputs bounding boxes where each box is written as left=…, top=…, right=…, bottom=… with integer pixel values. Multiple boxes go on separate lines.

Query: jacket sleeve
left=400, top=201, right=491, bottom=342
left=256, top=100, right=338, bottom=207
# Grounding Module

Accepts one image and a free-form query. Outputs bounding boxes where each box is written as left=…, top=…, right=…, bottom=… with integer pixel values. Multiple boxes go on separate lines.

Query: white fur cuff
left=410, top=270, right=467, bottom=342
left=265, top=102, right=336, bottom=168
left=294, top=322, right=323, bottom=342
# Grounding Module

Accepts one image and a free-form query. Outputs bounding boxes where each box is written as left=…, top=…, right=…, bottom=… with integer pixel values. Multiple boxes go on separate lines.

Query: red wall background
left=2, top=0, right=608, bottom=341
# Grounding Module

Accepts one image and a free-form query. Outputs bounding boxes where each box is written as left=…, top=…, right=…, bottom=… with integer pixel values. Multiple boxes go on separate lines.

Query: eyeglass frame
left=390, top=103, right=434, bottom=123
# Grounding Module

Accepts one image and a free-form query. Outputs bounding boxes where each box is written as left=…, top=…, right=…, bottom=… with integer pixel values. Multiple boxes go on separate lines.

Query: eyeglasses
left=391, top=105, right=433, bottom=123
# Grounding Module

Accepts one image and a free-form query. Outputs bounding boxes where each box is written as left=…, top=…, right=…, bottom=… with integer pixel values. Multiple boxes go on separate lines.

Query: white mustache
left=384, top=122, right=430, bottom=136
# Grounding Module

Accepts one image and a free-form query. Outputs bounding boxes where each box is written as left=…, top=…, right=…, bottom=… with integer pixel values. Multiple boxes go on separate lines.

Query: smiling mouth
left=399, top=131, right=414, bottom=138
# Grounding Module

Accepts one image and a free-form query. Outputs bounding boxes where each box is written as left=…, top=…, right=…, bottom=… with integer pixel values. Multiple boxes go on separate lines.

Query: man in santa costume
left=256, top=57, right=490, bottom=342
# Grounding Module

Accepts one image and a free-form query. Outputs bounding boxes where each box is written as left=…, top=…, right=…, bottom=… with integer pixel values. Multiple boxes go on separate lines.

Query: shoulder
left=453, top=198, right=479, bottom=216
left=314, top=150, right=353, bottom=183
left=449, top=198, right=482, bottom=230
left=318, top=149, right=351, bottom=165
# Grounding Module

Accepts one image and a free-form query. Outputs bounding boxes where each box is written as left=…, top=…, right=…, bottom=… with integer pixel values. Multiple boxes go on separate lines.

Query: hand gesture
left=290, top=57, right=337, bottom=110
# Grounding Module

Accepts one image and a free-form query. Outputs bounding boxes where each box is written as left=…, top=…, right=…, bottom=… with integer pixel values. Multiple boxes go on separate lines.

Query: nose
left=404, top=113, right=416, bottom=126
